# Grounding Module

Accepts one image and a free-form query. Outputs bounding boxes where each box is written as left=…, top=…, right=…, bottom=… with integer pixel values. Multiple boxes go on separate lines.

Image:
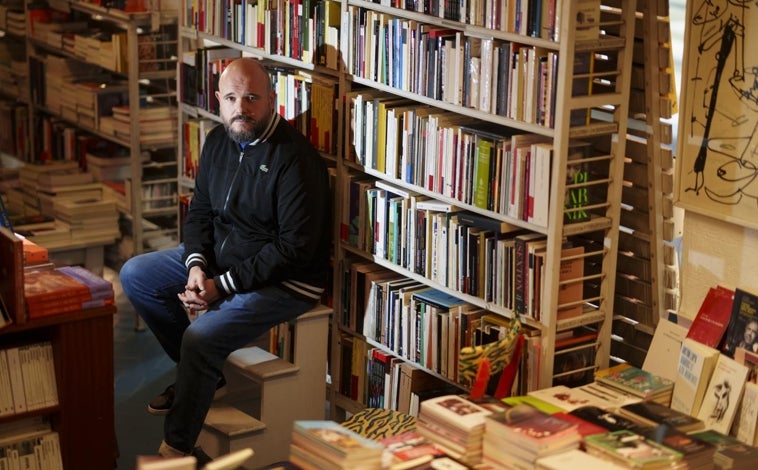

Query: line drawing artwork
left=676, top=0, right=758, bottom=228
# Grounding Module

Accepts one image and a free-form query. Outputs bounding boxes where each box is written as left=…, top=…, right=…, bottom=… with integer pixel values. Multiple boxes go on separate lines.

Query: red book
left=686, top=285, right=734, bottom=348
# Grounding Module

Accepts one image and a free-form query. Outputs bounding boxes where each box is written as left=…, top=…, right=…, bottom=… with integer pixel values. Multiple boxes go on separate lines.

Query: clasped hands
left=178, top=266, right=220, bottom=310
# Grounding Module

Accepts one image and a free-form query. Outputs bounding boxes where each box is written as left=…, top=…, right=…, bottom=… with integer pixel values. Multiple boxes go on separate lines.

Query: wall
left=678, top=211, right=758, bottom=320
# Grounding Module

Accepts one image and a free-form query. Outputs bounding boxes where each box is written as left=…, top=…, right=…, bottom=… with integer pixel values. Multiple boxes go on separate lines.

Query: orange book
left=21, top=237, right=49, bottom=265
left=24, top=269, right=91, bottom=307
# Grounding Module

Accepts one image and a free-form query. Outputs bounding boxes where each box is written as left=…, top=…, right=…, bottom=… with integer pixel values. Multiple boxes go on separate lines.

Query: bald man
left=120, top=58, right=332, bottom=463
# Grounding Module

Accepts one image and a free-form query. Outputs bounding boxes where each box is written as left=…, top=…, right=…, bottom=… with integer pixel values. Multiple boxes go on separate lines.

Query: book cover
left=735, top=381, right=758, bottom=446
left=292, top=420, right=384, bottom=457
left=686, top=285, right=734, bottom=349
left=556, top=245, right=585, bottom=320
left=484, top=404, right=579, bottom=451
left=23, top=269, right=91, bottom=307
left=527, top=385, right=606, bottom=412
left=419, top=394, right=492, bottom=431
left=640, top=424, right=715, bottom=463
left=670, top=337, right=720, bottom=417
left=696, top=354, right=750, bottom=434
left=584, top=430, right=683, bottom=468
left=734, top=346, right=758, bottom=384
left=569, top=406, right=651, bottom=434
left=594, top=363, right=674, bottom=399
left=536, top=448, right=628, bottom=469
left=378, top=430, right=445, bottom=469
left=723, top=287, right=758, bottom=358
left=642, top=319, right=689, bottom=383
left=620, top=400, right=704, bottom=433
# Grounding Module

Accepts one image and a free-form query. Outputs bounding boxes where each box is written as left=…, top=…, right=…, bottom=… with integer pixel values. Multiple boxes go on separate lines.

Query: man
left=120, top=58, right=332, bottom=463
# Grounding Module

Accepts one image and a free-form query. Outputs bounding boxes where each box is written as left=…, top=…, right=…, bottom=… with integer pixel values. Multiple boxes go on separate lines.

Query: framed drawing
left=675, top=0, right=758, bottom=229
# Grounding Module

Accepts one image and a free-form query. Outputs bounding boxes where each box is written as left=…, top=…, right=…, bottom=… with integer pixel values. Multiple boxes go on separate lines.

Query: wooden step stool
left=197, top=304, right=331, bottom=469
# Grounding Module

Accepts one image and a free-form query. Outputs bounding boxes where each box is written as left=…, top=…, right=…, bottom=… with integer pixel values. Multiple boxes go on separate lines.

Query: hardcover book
left=686, top=285, right=734, bottom=349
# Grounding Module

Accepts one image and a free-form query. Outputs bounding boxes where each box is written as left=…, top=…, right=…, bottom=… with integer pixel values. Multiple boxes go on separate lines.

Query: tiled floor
left=107, top=267, right=176, bottom=469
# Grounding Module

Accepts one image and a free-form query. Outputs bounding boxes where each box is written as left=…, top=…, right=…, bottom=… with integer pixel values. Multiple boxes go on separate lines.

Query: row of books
left=346, top=92, right=597, bottom=224
left=344, top=7, right=562, bottom=126
left=340, top=181, right=589, bottom=317
left=0, top=342, right=58, bottom=416
left=182, top=0, right=341, bottom=69
left=0, top=418, right=63, bottom=470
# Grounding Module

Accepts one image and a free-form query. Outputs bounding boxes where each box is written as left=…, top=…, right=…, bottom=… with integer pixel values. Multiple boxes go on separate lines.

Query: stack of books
left=641, top=424, right=716, bottom=470
left=289, top=420, right=384, bottom=470
left=594, top=363, right=674, bottom=405
left=584, top=430, right=683, bottom=469
left=23, top=266, right=114, bottom=319
left=51, top=197, right=119, bottom=245
left=415, top=395, right=493, bottom=466
left=482, top=404, right=580, bottom=469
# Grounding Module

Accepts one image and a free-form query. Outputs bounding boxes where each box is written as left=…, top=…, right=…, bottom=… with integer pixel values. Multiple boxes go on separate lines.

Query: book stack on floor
left=482, top=404, right=581, bottom=469
left=23, top=265, right=114, bottom=319
left=289, top=420, right=384, bottom=470
left=415, top=394, right=492, bottom=467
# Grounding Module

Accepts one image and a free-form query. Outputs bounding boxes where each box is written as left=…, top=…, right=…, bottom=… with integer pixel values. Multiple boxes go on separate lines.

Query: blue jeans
left=119, top=246, right=315, bottom=453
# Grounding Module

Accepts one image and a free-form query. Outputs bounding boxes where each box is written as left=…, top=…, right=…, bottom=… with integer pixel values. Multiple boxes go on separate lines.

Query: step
left=203, top=402, right=266, bottom=438
left=226, top=346, right=300, bottom=382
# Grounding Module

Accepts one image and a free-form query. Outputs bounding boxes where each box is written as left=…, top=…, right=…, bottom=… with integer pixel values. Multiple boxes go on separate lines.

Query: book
left=642, top=319, right=688, bottom=383
left=290, top=420, right=384, bottom=463
left=723, top=287, right=758, bottom=358
left=734, top=346, right=758, bottom=384
left=671, top=337, right=721, bottom=417
left=735, top=381, right=758, bottom=446
left=640, top=424, right=715, bottom=468
left=377, top=430, right=446, bottom=470
left=526, top=385, right=607, bottom=412
left=569, top=406, right=651, bottom=434
left=536, top=448, right=628, bottom=470
left=485, top=404, right=580, bottom=451
left=584, top=430, right=683, bottom=469
left=619, top=401, right=704, bottom=433
left=697, top=354, right=749, bottom=434
left=594, top=363, right=674, bottom=402
left=686, top=285, right=735, bottom=349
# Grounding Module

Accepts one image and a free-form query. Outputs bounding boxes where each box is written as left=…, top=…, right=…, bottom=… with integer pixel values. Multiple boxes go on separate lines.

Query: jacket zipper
left=219, top=150, right=245, bottom=256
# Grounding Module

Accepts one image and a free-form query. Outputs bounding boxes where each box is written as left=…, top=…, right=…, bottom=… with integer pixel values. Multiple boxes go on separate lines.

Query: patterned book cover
left=595, top=363, right=674, bottom=398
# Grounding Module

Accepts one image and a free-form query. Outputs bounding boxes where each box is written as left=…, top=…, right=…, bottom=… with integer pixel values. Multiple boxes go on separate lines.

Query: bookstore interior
left=3, top=0, right=758, bottom=468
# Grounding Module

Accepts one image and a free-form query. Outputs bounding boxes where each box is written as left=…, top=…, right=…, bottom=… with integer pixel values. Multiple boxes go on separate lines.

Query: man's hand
left=178, top=266, right=221, bottom=310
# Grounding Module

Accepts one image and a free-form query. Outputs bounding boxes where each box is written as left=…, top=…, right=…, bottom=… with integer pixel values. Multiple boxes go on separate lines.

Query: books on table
left=594, top=363, right=674, bottom=405
left=584, top=430, right=683, bottom=469
left=619, top=400, right=704, bottom=433
left=289, top=420, right=384, bottom=469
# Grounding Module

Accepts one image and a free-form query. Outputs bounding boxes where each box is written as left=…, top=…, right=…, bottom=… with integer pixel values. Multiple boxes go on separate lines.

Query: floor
left=108, top=266, right=177, bottom=469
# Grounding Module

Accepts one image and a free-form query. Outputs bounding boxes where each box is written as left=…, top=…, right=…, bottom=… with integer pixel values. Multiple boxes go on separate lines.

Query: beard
left=224, top=114, right=268, bottom=144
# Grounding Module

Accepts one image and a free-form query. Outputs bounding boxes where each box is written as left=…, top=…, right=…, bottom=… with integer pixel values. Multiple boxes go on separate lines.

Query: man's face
left=215, top=67, right=274, bottom=143
left=746, top=321, right=758, bottom=344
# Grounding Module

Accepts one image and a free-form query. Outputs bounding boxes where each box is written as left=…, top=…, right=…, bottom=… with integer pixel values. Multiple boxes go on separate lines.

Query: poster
left=676, top=0, right=758, bottom=229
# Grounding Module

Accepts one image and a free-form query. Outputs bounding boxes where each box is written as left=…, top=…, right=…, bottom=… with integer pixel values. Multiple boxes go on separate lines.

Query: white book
left=419, top=395, right=492, bottom=431
left=643, top=319, right=688, bottom=383
left=527, top=384, right=608, bottom=412
left=530, top=142, right=553, bottom=227
left=0, top=350, right=13, bottom=417
left=671, top=338, right=720, bottom=417
left=697, top=354, right=749, bottom=434
left=736, top=381, right=758, bottom=446
left=5, top=347, right=26, bottom=414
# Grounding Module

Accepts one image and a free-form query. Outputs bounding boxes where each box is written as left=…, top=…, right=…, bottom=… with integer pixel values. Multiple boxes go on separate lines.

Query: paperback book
left=584, top=430, right=683, bottom=469
left=594, top=363, right=674, bottom=403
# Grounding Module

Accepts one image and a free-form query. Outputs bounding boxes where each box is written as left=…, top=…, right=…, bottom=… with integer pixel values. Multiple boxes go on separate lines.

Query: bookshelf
left=0, top=228, right=117, bottom=469
left=173, top=0, right=637, bottom=419
left=0, top=0, right=180, bottom=265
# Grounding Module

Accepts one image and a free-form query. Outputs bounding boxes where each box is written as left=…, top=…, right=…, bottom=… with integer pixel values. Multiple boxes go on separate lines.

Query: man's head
left=744, top=319, right=758, bottom=345
left=215, top=58, right=276, bottom=144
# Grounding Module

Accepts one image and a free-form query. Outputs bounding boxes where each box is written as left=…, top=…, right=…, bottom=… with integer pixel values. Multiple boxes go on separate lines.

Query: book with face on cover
left=722, top=287, right=758, bottom=358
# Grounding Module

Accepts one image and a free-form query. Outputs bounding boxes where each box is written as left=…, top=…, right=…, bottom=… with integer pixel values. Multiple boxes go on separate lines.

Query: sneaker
left=148, top=384, right=175, bottom=415
left=148, top=378, right=227, bottom=415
